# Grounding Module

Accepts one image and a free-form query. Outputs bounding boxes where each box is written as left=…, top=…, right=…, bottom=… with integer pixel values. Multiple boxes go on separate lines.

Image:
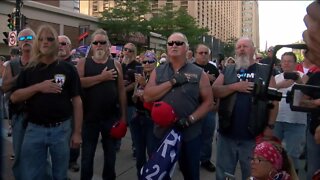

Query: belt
left=31, top=121, right=64, bottom=128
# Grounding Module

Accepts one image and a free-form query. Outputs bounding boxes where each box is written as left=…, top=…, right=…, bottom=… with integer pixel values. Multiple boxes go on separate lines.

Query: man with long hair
left=10, top=24, right=83, bottom=180
left=76, top=28, right=127, bottom=180
left=2, top=27, right=35, bottom=180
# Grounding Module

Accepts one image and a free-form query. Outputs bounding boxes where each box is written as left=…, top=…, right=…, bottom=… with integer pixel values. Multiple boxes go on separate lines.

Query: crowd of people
left=0, top=1, right=320, bottom=180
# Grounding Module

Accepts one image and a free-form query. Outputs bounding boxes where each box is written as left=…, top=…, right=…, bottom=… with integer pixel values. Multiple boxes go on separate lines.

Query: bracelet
left=189, top=115, right=196, bottom=124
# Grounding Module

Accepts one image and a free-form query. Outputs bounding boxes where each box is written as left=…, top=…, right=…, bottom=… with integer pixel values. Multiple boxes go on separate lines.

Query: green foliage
left=98, top=1, right=209, bottom=47
left=149, top=6, right=209, bottom=48
left=223, top=37, right=237, bottom=57
left=98, top=0, right=152, bottom=43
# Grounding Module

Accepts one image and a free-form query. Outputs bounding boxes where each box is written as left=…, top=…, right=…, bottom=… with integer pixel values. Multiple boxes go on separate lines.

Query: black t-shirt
left=194, top=62, right=219, bottom=85
left=306, top=72, right=320, bottom=135
left=15, top=60, right=81, bottom=124
left=122, top=60, right=142, bottom=106
left=224, top=64, right=258, bottom=140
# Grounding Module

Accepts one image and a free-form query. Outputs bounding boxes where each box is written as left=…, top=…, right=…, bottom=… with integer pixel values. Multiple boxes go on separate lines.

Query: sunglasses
left=142, top=60, right=156, bottom=64
left=59, top=42, right=68, bottom=46
left=167, top=41, right=185, bottom=46
left=123, top=47, right=134, bottom=53
left=198, top=51, right=208, bottom=55
left=19, top=35, right=33, bottom=41
left=38, top=37, right=55, bottom=42
left=92, top=41, right=107, bottom=45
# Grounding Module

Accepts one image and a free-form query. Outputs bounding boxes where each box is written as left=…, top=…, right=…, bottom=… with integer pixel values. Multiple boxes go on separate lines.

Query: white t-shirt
left=275, top=72, right=307, bottom=124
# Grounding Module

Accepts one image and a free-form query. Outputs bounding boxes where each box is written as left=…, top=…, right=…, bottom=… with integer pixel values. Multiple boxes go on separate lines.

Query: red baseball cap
left=110, top=120, right=127, bottom=139
left=151, top=101, right=177, bottom=127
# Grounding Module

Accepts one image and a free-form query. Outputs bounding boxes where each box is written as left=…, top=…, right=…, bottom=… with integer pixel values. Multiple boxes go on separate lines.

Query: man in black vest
left=76, top=29, right=127, bottom=180
left=212, top=37, right=278, bottom=180
left=2, top=28, right=35, bottom=180
left=144, top=32, right=213, bottom=180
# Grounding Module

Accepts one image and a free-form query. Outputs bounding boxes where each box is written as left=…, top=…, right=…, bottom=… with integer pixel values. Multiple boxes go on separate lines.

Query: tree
left=149, top=5, right=209, bottom=48
left=98, top=0, right=152, bottom=44
left=223, top=37, right=237, bottom=57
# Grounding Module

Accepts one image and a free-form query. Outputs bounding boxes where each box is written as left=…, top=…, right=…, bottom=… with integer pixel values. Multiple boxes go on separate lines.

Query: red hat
left=151, top=101, right=177, bottom=127
left=110, top=120, right=127, bottom=139
left=143, top=102, right=154, bottom=111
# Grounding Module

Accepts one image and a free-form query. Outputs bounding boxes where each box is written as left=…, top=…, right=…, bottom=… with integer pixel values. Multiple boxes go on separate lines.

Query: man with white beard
left=212, top=37, right=278, bottom=180
left=76, top=29, right=127, bottom=180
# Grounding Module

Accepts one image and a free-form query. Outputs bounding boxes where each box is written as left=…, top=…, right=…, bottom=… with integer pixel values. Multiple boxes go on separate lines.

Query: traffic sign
left=8, top=31, right=17, bottom=47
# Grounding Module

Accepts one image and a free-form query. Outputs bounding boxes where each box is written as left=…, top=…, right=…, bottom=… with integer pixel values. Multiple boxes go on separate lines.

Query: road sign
left=8, top=31, right=17, bottom=47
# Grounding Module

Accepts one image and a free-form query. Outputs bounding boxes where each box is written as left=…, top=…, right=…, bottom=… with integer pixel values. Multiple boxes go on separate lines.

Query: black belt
left=31, top=121, right=64, bottom=128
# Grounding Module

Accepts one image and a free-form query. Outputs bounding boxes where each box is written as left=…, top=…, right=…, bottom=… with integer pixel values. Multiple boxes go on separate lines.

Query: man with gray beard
left=212, top=37, right=278, bottom=180
left=76, top=29, right=127, bottom=180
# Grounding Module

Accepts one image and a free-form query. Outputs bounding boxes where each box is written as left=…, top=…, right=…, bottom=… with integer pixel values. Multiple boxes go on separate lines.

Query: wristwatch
left=267, top=124, right=275, bottom=129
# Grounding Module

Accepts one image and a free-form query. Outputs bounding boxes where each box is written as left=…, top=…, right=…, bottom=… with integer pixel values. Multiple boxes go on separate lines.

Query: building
left=0, top=0, right=98, bottom=56
left=79, top=0, right=259, bottom=49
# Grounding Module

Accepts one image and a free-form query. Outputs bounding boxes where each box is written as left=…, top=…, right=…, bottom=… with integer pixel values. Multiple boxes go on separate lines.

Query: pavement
left=1, top=118, right=307, bottom=180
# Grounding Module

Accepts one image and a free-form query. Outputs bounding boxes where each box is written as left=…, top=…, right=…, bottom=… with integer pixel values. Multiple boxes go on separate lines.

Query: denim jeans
left=216, top=133, right=255, bottom=180
left=178, top=135, right=201, bottom=180
left=20, top=119, right=71, bottom=180
left=307, top=119, right=320, bottom=180
left=11, top=114, right=26, bottom=180
left=130, top=113, right=158, bottom=178
left=200, top=111, right=216, bottom=162
left=273, top=122, right=306, bottom=170
left=81, top=120, right=117, bottom=180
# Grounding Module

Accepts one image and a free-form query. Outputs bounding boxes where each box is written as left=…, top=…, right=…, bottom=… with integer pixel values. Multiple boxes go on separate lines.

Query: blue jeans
left=273, top=122, right=306, bottom=170
left=11, top=114, right=26, bottom=180
left=130, top=113, right=158, bottom=178
left=307, top=119, right=320, bottom=180
left=81, top=120, right=117, bottom=180
left=21, top=120, right=71, bottom=180
left=200, top=111, right=216, bottom=162
left=178, top=135, right=201, bottom=180
left=216, top=133, right=255, bottom=180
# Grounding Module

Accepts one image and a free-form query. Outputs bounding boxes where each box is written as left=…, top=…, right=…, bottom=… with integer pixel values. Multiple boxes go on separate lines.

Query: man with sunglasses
left=121, top=42, right=141, bottom=156
left=193, top=44, right=219, bottom=173
left=76, top=29, right=127, bottom=180
left=57, top=35, right=81, bottom=173
left=2, top=28, right=35, bottom=180
left=144, top=32, right=213, bottom=180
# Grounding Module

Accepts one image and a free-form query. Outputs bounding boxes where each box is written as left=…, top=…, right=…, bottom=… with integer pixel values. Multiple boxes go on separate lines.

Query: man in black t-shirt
left=121, top=42, right=141, bottom=156
left=213, top=37, right=278, bottom=180
left=58, top=35, right=81, bottom=172
left=194, top=44, right=219, bottom=172
left=10, top=24, right=83, bottom=180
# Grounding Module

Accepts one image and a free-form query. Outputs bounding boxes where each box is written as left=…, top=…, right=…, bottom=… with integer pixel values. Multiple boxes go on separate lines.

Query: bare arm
left=2, top=64, right=18, bottom=93
left=189, top=72, right=213, bottom=123
left=70, top=95, right=83, bottom=148
left=143, top=69, right=173, bottom=102
left=115, top=61, right=127, bottom=122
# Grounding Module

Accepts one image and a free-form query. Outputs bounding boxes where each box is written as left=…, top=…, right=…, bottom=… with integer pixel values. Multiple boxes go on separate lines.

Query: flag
left=140, top=128, right=182, bottom=180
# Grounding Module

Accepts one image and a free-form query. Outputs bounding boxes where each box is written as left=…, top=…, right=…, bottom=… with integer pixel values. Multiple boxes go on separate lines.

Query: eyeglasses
left=38, top=37, right=55, bottom=42
left=248, top=157, right=269, bottom=164
left=167, top=41, right=185, bottom=46
left=92, top=41, right=107, bottom=45
left=59, top=42, right=68, bottom=46
left=198, top=51, right=208, bottom=55
left=123, top=47, right=134, bottom=53
left=142, top=60, right=156, bottom=64
left=19, top=35, right=33, bottom=41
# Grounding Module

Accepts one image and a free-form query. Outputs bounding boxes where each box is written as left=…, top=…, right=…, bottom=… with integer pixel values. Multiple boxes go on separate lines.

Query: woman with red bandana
left=249, top=140, right=297, bottom=180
